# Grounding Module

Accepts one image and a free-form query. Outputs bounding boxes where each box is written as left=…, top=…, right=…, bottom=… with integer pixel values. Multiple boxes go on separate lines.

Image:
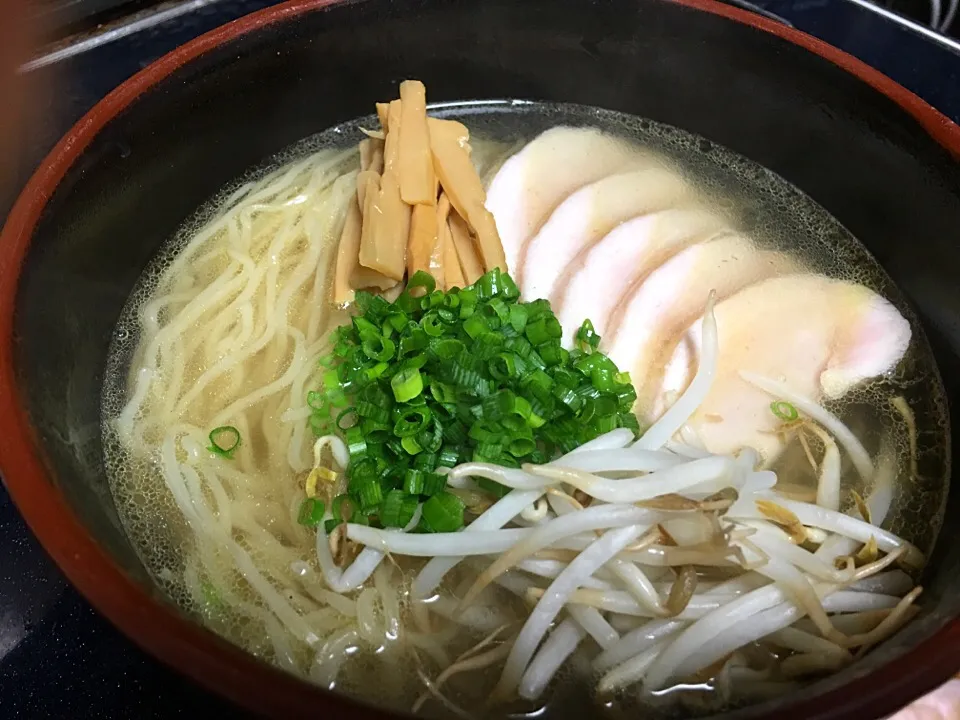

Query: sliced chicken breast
left=519, top=167, right=693, bottom=302
left=555, top=207, right=729, bottom=345
left=485, top=126, right=659, bottom=277
left=604, top=235, right=798, bottom=405
left=654, top=274, right=912, bottom=461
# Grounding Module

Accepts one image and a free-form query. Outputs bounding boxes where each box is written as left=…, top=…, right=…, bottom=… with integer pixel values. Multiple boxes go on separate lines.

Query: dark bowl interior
left=5, top=0, right=960, bottom=718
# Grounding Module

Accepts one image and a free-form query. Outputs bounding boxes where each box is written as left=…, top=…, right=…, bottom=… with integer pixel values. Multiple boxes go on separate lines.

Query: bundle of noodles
left=110, top=147, right=373, bottom=673
left=333, top=80, right=507, bottom=305
left=302, top=297, right=924, bottom=713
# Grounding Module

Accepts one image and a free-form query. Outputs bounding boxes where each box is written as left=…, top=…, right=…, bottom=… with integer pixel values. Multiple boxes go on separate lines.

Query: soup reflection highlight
left=102, top=88, right=948, bottom=718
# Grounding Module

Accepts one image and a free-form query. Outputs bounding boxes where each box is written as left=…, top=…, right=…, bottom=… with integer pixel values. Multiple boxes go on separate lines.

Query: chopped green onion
left=401, top=435, right=424, bottom=455
left=407, top=270, right=436, bottom=296
left=500, top=273, right=520, bottom=300
left=422, top=491, right=465, bottom=532
left=413, top=452, right=437, bottom=470
left=429, top=381, right=457, bottom=404
left=354, top=316, right=379, bottom=336
left=307, top=268, right=640, bottom=530
left=619, top=413, right=641, bottom=432
left=475, top=476, right=511, bottom=499
left=394, top=407, right=432, bottom=437
left=207, top=426, right=241, bottom=458
left=323, top=368, right=348, bottom=407
left=508, top=304, right=528, bottom=333
left=508, top=436, right=536, bottom=457
left=432, top=338, right=465, bottom=360
left=345, top=426, right=367, bottom=460
left=539, top=343, right=563, bottom=367
left=525, top=318, right=552, bottom=345
left=437, top=448, right=459, bottom=467
left=418, top=418, right=444, bottom=452
left=421, top=290, right=444, bottom=310
left=356, top=400, right=390, bottom=423
left=771, top=400, right=799, bottom=422
left=595, top=413, right=618, bottom=433
left=297, top=498, right=326, bottom=527
left=361, top=335, right=396, bottom=362
left=576, top=318, right=601, bottom=352
left=403, top=469, right=425, bottom=494
left=307, top=391, right=327, bottom=412
left=421, top=312, right=446, bottom=337
left=391, top=367, right=424, bottom=402
left=489, top=352, right=520, bottom=381
left=381, top=490, right=419, bottom=528
left=473, top=441, right=504, bottom=461
left=403, top=353, right=428, bottom=371
left=422, top=472, right=447, bottom=495
left=463, top=314, right=489, bottom=339
left=399, top=329, right=429, bottom=358
left=468, top=420, right=501, bottom=443
left=357, top=478, right=383, bottom=511
left=336, top=407, right=359, bottom=431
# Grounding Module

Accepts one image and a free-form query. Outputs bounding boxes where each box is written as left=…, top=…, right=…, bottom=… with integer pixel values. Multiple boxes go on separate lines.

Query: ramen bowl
left=2, top=0, right=960, bottom=718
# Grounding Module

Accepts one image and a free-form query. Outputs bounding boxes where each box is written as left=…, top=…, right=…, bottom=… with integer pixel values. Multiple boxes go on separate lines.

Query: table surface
left=2, top=0, right=959, bottom=717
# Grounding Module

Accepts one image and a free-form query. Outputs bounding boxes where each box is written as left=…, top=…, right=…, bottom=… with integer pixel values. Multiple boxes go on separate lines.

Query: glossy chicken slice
left=603, top=234, right=798, bottom=403
left=654, top=274, right=912, bottom=460
left=519, top=167, right=693, bottom=302
left=554, top=207, right=728, bottom=344
left=485, top=126, right=656, bottom=277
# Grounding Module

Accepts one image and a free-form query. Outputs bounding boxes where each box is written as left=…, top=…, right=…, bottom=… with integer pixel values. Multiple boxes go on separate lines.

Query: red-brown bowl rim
left=1, top=0, right=959, bottom=717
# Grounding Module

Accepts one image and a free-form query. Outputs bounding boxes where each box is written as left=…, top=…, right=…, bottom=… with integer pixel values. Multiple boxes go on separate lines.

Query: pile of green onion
left=305, top=268, right=639, bottom=533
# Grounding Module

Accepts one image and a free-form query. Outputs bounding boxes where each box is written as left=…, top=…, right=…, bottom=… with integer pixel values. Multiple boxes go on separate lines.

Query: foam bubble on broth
left=101, top=102, right=950, bottom=716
